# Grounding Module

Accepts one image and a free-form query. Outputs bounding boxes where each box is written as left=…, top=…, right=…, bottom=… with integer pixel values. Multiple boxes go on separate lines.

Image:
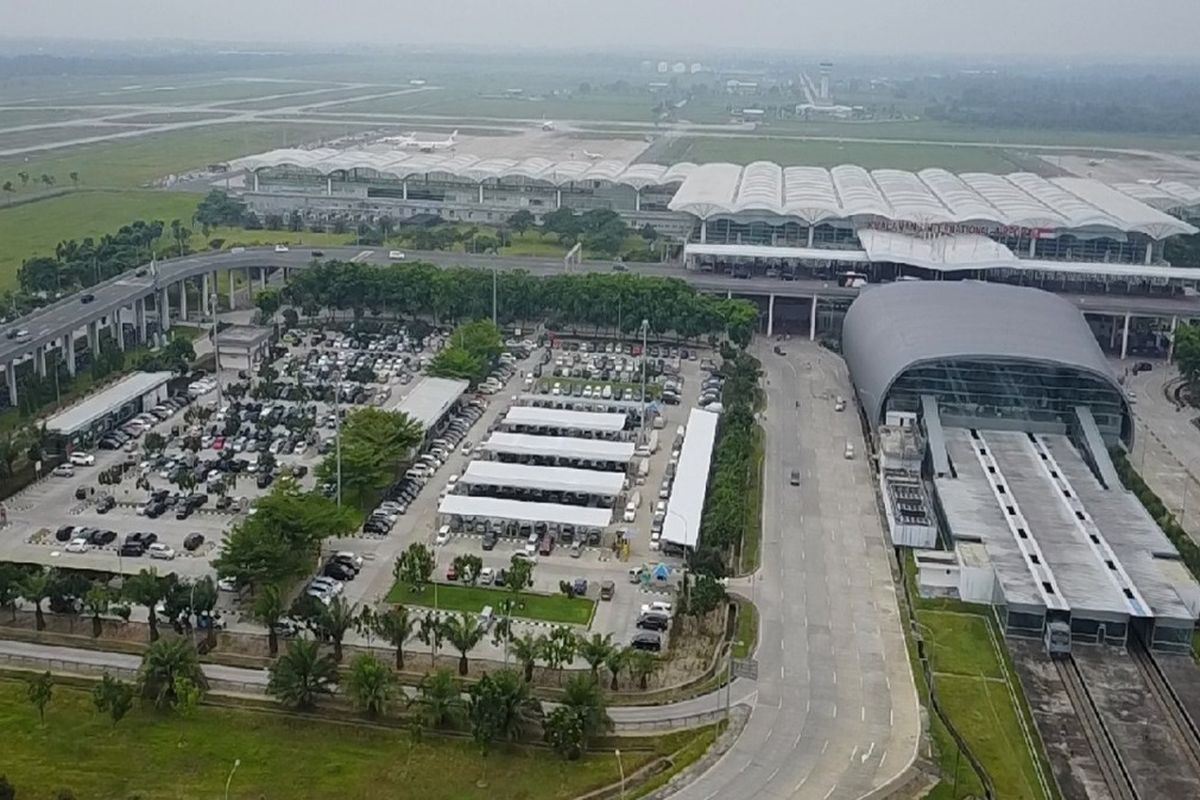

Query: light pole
left=333, top=368, right=343, bottom=507
left=639, top=319, right=649, bottom=442
left=491, top=267, right=498, bottom=327
left=210, top=290, right=223, bottom=410
left=614, top=749, right=626, bottom=799
left=224, top=758, right=241, bottom=800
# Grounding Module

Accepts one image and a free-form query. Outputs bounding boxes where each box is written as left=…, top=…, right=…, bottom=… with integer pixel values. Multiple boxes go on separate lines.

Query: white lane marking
left=861, top=742, right=876, bottom=763
left=832, top=703, right=837, bottom=718
left=861, top=706, right=866, bottom=721
left=794, top=731, right=804, bottom=747
left=805, top=697, right=811, bottom=713
left=765, top=727, right=775, bottom=743
left=832, top=670, right=837, bottom=685
left=879, top=748, right=888, bottom=769
left=767, top=765, right=781, bottom=782
left=822, top=785, right=837, bottom=800
left=781, top=665, right=786, bottom=679
left=821, top=739, right=829, bottom=754
left=890, top=708, right=894, bottom=726
left=850, top=745, right=858, bottom=761
left=737, top=758, right=752, bottom=775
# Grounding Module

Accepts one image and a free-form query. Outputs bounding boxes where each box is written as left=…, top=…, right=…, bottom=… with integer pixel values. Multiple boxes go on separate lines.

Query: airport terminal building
left=843, top=282, right=1200, bottom=652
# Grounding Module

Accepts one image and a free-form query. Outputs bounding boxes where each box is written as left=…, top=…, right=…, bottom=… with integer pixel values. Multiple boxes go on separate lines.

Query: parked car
left=68, top=452, right=96, bottom=466
left=183, top=532, right=205, bottom=551
left=65, top=537, right=90, bottom=553
left=147, top=543, right=176, bottom=560
left=52, top=464, right=75, bottom=478
left=630, top=632, right=662, bottom=652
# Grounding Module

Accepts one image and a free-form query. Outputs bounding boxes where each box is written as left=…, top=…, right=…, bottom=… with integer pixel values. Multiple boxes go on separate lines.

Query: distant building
left=690, top=63, right=703, bottom=74
left=657, top=61, right=669, bottom=73
left=725, top=79, right=758, bottom=94
left=409, top=79, right=426, bottom=87
left=671, top=62, right=687, bottom=74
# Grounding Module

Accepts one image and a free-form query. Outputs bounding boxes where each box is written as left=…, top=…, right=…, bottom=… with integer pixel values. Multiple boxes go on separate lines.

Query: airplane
left=582, top=150, right=603, bottom=160
left=541, top=120, right=556, bottom=131
left=397, top=130, right=458, bottom=152
left=379, top=133, right=417, bottom=147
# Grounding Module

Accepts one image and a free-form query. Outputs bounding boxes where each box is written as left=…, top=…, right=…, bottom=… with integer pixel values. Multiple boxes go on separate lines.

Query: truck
left=623, top=491, right=641, bottom=523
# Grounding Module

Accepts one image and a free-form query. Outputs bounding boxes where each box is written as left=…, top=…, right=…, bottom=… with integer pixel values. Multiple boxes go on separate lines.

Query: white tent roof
left=481, top=432, right=636, bottom=462
left=503, top=406, right=627, bottom=434
left=460, top=461, right=625, bottom=496
left=667, top=163, right=1196, bottom=238
left=516, top=393, right=646, bottom=412
left=662, top=409, right=720, bottom=549
left=438, top=494, right=612, bottom=528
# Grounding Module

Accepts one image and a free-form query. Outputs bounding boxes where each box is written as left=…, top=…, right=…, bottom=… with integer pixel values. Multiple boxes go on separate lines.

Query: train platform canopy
left=438, top=494, right=613, bottom=528
left=517, top=393, right=647, bottom=412
left=480, top=432, right=636, bottom=462
left=460, top=461, right=625, bottom=496
left=662, top=408, right=720, bottom=549
left=503, top=406, right=627, bottom=434
left=387, top=376, right=468, bottom=431
left=45, top=372, right=174, bottom=436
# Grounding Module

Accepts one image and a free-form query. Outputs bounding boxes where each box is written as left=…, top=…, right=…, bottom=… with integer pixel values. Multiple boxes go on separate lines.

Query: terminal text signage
left=865, top=219, right=1054, bottom=239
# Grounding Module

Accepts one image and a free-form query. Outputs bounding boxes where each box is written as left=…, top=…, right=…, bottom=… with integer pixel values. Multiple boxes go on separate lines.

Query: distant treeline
left=919, top=73, right=1200, bottom=135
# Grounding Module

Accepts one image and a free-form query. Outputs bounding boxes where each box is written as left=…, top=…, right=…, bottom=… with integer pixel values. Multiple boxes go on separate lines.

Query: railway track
left=1053, top=654, right=1139, bottom=800
left=1128, top=639, right=1200, bottom=779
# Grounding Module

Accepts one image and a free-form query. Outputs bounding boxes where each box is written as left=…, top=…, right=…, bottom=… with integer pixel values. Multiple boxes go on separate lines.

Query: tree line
left=283, top=259, right=758, bottom=346
left=314, top=407, right=424, bottom=512
left=428, top=319, right=505, bottom=385
left=1, top=170, right=79, bottom=196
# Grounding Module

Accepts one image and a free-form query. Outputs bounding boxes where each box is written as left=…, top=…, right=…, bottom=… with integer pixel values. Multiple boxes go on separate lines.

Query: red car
left=212, top=437, right=225, bottom=450
left=445, top=563, right=458, bottom=580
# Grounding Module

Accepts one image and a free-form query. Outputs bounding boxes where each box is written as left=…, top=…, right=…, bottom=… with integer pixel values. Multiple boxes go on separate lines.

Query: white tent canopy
left=438, top=495, right=612, bottom=528
left=481, top=432, right=636, bottom=463
left=460, top=461, right=625, bottom=496
left=503, top=406, right=628, bottom=434
left=662, top=409, right=720, bottom=549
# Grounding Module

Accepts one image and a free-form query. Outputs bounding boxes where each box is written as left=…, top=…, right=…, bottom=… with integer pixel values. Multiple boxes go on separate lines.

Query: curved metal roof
left=841, top=281, right=1128, bottom=428
left=235, top=149, right=692, bottom=191
left=666, top=163, right=1195, bottom=238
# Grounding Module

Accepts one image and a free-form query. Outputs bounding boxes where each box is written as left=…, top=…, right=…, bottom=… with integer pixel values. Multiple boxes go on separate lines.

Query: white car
left=274, top=244, right=290, bottom=253
left=844, top=443, right=855, bottom=460
left=52, top=464, right=75, bottom=478
left=217, top=577, right=238, bottom=592
left=147, top=543, right=176, bottom=560
left=435, top=525, right=451, bottom=546
left=388, top=250, right=406, bottom=260
left=479, top=567, right=495, bottom=585
left=461, top=441, right=474, bottom=456
left=65, top=537, right=90, bottom=553
left=524, top=531, right=540, bottom=555
left=641, top=600, right=674, bottom=617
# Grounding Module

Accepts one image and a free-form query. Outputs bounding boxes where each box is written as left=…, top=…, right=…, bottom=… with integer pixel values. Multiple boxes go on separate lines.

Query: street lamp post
left=333, top=368, right=342, bottom=507
left=224, top=758, right=241, bottom=800
left=614, top=749, right=626, bottom=799
left=639, top=319, right=649, bottom=441
left=210, top=291, right=223, bottom=410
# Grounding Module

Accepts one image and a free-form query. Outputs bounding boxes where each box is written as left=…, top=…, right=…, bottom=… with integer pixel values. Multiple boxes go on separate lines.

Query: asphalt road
left=668, top=341, right=919, bottom=800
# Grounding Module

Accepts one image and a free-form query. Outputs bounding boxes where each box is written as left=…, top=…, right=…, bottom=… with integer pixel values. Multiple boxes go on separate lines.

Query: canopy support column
left=810, top=296, right=819, bottom=341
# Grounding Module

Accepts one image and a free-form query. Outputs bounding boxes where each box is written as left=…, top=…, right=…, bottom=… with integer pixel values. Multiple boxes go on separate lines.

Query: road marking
left=862, top=742, right=875, bottom=763
left=890, top=708, right=894, bottom=726
left=861, top=705, right=866, bottom=721
left=879, top=748, right=888, bottom=769
left=767, top=765, right=781, bottom=782
left=821, top=739, right=829, bottom=754
left=765, top=727, right=774, bottom=743
left=822, top=785, right=836, bottom=800
left=794, top=731, right=804, bottom=747
left=832, top=704, right=837, bottom=718
left=850, top=745, right=858, bottom=761
left=781, top=665, right=786, bottom=679
left=738, top=758, right=752, bottom=775
left=832, top=670, right=837, bottom=685
left=805, top=697, right=811, bottom=712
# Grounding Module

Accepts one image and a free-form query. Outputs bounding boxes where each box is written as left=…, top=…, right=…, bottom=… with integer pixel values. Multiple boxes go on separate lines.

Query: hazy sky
left=1, top=0, right=1197, bottom=58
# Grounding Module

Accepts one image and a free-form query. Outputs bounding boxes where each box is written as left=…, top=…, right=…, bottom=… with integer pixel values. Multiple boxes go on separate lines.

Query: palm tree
left=605, top=646, right=628, bottom=691
left=411, top=668, right=463, bottom=729
left=267, top=638, right=338, bottom=710
left=19, top=569, right=51, bottom=631
left=346, top=652, right=395, bottom=718
left=487, top=668, right=543, bottom=742
left=511, top=632, right=543, bottom=683
left=416, top=611, right=445, bottom=667
left=627, top=649, right=658, bottom=690
left=560, top=674, right=612, bottom=749
left=83, top=583, right=112, bottom=638
left=122, top=569, right=169, bottom=642
left=17, top=171, right=29, bottom=188
left=138, top=637, right=206, bottom=710
left=318, top=596, right=357, bottom=662
left=254, top=584, right=286, bottom=657
left=371, top=606, right=415, bottom=670
left=442, top=612, right=485, bottom=676
left=576, top=633, right=615, bottom=681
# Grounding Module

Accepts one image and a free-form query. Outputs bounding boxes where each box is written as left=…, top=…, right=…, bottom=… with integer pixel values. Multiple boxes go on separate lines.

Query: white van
left=478, top=606, right=495, bottom=630
left=623, top=491, right=641, bottom=523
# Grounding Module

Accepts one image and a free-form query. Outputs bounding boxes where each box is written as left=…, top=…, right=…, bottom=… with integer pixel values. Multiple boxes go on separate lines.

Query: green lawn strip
left=630, top=724, right=722, bottom=798
left=0, top=679, right=652, bottom=800
left=918, top=611, right=1004, bottom=680
left=732, top=599, right=758, bottom=659
left=387, top=581, right=595, bottom=626
left=924, top=710, right=989, bottom=800
left=936, top=674, right=1048, bottom=800
left=739, top=424, right=765, bottom=573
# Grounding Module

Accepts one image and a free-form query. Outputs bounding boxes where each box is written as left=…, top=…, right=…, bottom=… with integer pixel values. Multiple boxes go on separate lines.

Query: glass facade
left=884, top=358, right=1130, bottom=443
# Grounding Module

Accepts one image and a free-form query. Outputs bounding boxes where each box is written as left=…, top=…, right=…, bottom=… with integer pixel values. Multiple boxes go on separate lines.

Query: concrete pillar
left=159, top=286, right=171, bottom=332
left=114, top=310, right=126, bottom=351
left=634, top=190, right=641, bottom=212
left=202, top=272, right=211, bottom=316
left=326, top=177, right=332, bottom=196
left=807, top=226, right=815, bottom=248
left=1169, top=316, right=1179, bottom=361
left=228, top=270, right=236, bottom=310
left=726, top=290, right=732, bottom=299
left=253, top=172, right=259, bottom=192
left=402, top=180, right=408, bottom=201
left=136, top=297, right=147, bottom=343
left=65, top=333, right=76, bottom=377
left=88, top=320, right=100, bottom=355
left=245, top=267, right=252, bottom=301
left=1145, top=242, right=1153, bottom=265
left=1120, top=311, right=1131, bottom=360
left=1028, top=237, right=1037, bottom=258
left=178, top=280, right=188, bottom=321
left=5, top=364, right=16, bottom=407
left=478, top=184, right=484, bottom=204
left=700, top=220, right=707, bottom=244
left=34, top=346, right=46, bottom=378
left=260, top=267, right=268, bottom=292
left=555, top=189, right=562, bottom=209
left=810, top=295, right=819, bottom=341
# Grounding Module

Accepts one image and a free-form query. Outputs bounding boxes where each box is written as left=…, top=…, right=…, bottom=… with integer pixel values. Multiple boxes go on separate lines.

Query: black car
left=144, top=501, right=165, bottom=519
left=631, top=632, right=662, bottom=652
left=636, top=613, right=670, bottom=632
left=80, top=293, right=95, bottom=304
left=74, top=486, right=89, bottom=500
left=324, top=561, right=356, bottom=581
left=55, top=525, right=74, bottom=542
left=481, top=531, right=497, bottom=550
left=175, top=505, right=192, bottom=520
left=183, top=532, right=205, bottom=551
left=90, top=529, right=117, bottom=546
left=494, top=569, right=508, bottom=587
left=96, top=495, right=116, bottom=514
left=256, top=472, right=273, bottom=489
left=311, top=250, right=324, bottom=258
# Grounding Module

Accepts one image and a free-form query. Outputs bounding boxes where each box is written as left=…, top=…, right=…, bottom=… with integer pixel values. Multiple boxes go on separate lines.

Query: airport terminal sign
left=865, top=219, right=1054, bottom=239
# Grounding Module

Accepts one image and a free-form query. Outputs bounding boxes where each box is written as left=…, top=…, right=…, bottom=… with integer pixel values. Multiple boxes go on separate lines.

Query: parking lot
left=0, top=321, right=715, bottom=659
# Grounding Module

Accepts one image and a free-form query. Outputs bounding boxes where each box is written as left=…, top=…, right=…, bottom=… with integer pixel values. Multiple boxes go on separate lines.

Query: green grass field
left=919, top=610, right=1053, bottom=800
left=0, top=190, right=203, bottom=290
left=387, top=581, right=595, bottom=626
left=0, top=678, right=657, bottom=800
